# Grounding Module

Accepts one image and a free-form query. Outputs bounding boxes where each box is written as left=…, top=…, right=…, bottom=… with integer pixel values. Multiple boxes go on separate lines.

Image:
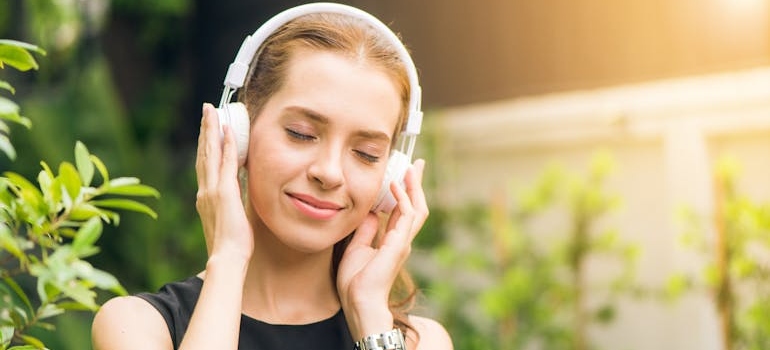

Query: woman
left=92, top=4, right=452, bottom=350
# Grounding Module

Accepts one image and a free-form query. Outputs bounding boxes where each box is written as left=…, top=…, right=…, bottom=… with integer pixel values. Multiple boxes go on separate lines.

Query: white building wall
left=429, top=66, right=770, bottom=350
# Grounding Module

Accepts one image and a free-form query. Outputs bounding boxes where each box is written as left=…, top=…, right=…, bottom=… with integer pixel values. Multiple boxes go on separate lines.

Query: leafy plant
left=0, top=39, right=159, bottom=350
left=417, top=151, right=639, bottom=350
left=669, top=156, right=770, bottom=350
left=0, top=39, right=45, bottom=161
left=483, top=153, right=638, bottom=350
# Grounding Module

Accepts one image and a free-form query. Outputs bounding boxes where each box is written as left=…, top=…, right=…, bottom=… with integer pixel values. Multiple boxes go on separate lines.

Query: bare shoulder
left=92, top=296, right=172, bottom=350
left=408, top=315, right=453, bottom=350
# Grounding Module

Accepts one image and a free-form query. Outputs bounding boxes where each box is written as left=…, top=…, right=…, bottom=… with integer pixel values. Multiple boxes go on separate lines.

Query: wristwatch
left=354, top=328, right=406, bottom=350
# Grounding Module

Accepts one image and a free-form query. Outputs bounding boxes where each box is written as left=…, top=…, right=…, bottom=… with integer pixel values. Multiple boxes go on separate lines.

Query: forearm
left=178, top=254, right=248, bottom=350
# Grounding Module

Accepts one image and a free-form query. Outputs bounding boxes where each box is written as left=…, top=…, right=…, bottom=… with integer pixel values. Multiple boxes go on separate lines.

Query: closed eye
left=286, top=128, right=315, bottom=141
left=354, top=150, right=380, bottom=164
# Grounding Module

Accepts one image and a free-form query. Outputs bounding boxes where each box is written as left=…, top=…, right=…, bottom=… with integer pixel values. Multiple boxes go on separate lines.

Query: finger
left=405, top=159, right=426, bottom=206
left=384, top=202, right=401, bottom=237
left=349, top=212, right=380, bottom=248
left=219, top=124, right=240, bottom=183
left=195, top=104, right=209, bottom=188
left=202, top=103, right=222, bottom=187
left=216, top=124, right=243, bottom=218
left=404, top=159, right=429, bottom=237
left=381, top=180, right=415, bottom=248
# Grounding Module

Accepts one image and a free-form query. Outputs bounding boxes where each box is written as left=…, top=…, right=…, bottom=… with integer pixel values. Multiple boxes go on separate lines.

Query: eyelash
left=286, top=128, right=315, bottom=141
left=286, top=128, right=380, bottom=164
left=355, top=150, right=380, bottom=164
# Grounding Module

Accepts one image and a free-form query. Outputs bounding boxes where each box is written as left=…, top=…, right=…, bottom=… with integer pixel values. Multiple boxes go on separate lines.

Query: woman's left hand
left=336, top=158, right=429, bottom=340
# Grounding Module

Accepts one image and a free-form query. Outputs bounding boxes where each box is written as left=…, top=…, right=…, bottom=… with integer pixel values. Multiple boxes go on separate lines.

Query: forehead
left=272, top=48, right=402, bottom=135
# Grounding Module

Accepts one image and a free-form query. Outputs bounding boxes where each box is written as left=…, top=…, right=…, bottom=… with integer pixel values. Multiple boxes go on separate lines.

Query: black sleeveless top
left=136, top=276, right=354, bottom=349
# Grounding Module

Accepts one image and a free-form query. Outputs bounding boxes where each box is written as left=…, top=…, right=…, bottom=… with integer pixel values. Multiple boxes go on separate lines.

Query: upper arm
left=408, top=315, right=453, bottom=350
left=92, top=296, right=173, bottom=350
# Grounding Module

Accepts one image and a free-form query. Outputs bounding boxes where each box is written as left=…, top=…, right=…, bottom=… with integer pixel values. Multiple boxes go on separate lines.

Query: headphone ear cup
left=372, top=150, right=411, bottom=213
left=216, top=102, right=250, bottom=165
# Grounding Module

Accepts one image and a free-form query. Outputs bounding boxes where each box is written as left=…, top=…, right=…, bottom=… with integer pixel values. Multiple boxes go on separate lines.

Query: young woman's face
left=245, top=48, right=402, bottom=253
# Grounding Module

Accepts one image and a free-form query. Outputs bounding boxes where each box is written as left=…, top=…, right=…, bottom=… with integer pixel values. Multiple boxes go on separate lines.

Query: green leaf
left=0, top=40, right=46, bottom=55
left=36, top=168, right=52, bottom=197
left=8, top=345, right=42, bottom=350
left=55, top=301, right=94, bottom=311
left=34, top=277, right=58, bottom=306
left=56, top=280, right=97, bottom=310
left=2, top=278, right=32, bottom=313
left=0, top=134, right=16, bottom=160
left=38, top=170, right=62, bottom=214
left=4, top=171, right=45, bottom=219
left=96, top=208, right=120, bottom=225
left=0, top=223, right=25, bottom=261
left=0, top=96, right=31, bottom=128
left=74, top=141, right=94, bottom=186
left=0, top=42, right=41, bottom=71
left=90, top=155, right=109, bottom=183
left=57, top=162, right=81, bottom=200
left=72, top=217, right=102, bottom=254
left=0, top=325, right=13, bottom=346
left=0, top=80, right=13, bottom=94
left=104, top=184, right=160, bottom=198
left=58, top=227, right=78, bottom=239
left=17, top=334, right=45, bottom=349
left=0, top=96, right=18, bottom=115
left=68, top=203, right=101, bottom=221
left=35, top=303, right=64, bottom=321
left=72, top=262, right=127, bottom=295
left=11, top=306, right=29, bottom=327
left=107, top=177, right=140, bottom=187
left=33, top=321, right=55, bottom=331
left=91, top=199, right=157, bottom=219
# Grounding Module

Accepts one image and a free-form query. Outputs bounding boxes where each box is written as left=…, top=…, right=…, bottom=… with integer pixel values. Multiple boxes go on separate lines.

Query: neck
left=241, top=214, right=342, bottom=325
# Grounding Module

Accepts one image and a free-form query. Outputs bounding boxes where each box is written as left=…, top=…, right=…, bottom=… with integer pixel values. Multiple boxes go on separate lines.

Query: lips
left=287, top=192, right=344, bottom=220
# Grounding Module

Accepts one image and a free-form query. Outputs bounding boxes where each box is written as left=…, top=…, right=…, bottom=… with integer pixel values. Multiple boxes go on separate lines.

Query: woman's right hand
left=195, top=103, right=253, bottom=264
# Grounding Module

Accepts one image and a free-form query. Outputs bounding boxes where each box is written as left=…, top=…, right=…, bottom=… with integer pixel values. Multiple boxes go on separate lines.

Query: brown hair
left=239, top=12, right=417, bottom=335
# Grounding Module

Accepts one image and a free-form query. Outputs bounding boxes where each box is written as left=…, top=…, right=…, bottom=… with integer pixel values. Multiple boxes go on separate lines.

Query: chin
left=272, top=221, right=353, bottom=254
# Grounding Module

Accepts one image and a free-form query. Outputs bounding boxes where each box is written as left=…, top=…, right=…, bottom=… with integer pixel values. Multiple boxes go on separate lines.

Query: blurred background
left=1, top=0, right=770, bottom=349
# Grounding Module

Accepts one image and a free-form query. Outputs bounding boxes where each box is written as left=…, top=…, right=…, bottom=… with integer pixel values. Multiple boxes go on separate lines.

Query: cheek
left=345, top=163, right=386, bottom=209
left=244, top=131, right=293, bottom=200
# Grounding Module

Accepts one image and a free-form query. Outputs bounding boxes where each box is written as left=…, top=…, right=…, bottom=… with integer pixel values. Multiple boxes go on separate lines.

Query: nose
left=307, top=144, right=344, bottom=190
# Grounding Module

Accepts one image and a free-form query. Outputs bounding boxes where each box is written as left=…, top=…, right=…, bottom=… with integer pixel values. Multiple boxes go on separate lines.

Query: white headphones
left=216, top=2, right=423, bottom=214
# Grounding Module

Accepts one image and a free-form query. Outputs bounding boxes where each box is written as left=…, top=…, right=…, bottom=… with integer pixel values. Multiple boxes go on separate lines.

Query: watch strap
left=354, top=328, right=406, bottom=350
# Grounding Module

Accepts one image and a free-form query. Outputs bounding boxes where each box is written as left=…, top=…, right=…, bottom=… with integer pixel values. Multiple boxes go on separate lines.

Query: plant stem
left=713, top=172, right=733, bottom=350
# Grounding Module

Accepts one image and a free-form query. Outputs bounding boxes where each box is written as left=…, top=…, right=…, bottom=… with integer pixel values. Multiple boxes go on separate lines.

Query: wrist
left=209, top=240, right=253, bottom=264
left=206, top=252, right=249, bottom=278
left=344, top=302, right=394, bottom=341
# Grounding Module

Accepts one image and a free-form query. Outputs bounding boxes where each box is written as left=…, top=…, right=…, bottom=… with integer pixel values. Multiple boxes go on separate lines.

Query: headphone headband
left=222, top=2, right=423, bottom=137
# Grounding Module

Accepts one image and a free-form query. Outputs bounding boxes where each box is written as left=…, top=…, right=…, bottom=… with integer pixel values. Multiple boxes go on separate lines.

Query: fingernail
left=415, top=158, right=425, bottom=170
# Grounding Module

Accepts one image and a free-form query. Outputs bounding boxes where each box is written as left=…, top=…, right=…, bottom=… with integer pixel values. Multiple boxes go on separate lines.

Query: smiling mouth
left=287, top=193, right=343, bottom=220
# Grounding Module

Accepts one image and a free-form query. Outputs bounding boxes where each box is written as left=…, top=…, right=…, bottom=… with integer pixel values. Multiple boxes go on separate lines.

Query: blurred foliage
left=1, top=1, right=200, bottom=348
left=668, top=156, right=770, bottom=350
left=0, top=39, right=41, bottom=161
left=0, top=39, right=158, bottom=349
left=414, top=141, right=640, bottom=349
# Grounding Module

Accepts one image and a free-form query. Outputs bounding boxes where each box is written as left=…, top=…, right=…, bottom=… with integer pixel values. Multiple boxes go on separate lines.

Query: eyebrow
left=285, top=106, right=392, bottom=142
